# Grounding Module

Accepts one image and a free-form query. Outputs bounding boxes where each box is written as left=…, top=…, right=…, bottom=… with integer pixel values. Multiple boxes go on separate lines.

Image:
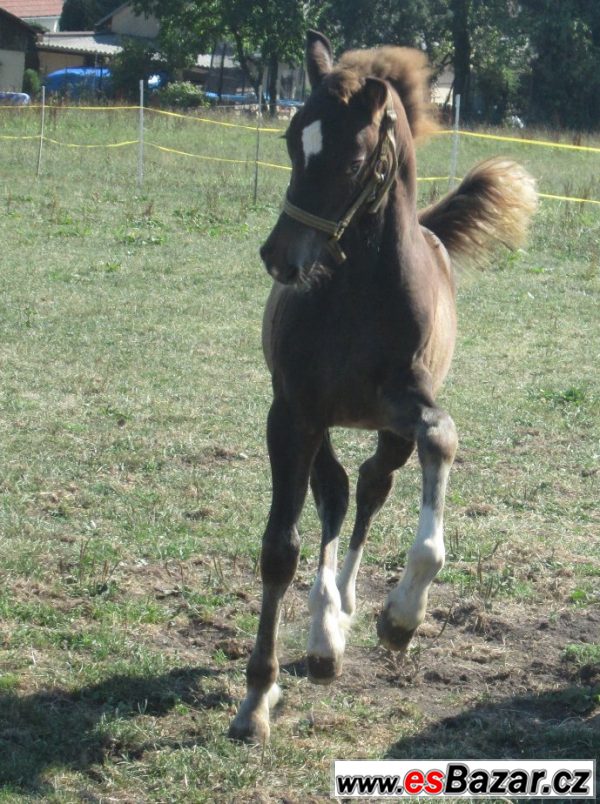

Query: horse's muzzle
left=258, top=241, right=299, bottom=284
left=260, top=215, right=327, bottom=285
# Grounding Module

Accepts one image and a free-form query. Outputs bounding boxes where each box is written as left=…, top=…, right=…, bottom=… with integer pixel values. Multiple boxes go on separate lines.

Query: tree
left=449, top=0, right=470, bottom=116
left=521, top=0, right=600, bottom=128
left=322, top=0, right=452, bottom=74
left=110, top=37, right=166, bottom=100
left=133, top=0, right=324, bottom=115
left=59, top=0, right=115, bottom=31
left=131, top=0, right=600, bottom=129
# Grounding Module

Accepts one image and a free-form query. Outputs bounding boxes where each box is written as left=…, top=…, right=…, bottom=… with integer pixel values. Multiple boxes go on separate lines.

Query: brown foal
left=229, top=31, right=537, bottom=743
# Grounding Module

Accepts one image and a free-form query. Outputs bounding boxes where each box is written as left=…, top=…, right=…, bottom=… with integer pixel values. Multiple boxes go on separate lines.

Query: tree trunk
left=450, top=0, right=472, bottom=119
left=267, top=52, right=278, bottom=118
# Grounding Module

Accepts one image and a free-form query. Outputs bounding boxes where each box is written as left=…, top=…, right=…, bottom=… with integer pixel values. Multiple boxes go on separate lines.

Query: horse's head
left=261, top=31, right=407, bottom=286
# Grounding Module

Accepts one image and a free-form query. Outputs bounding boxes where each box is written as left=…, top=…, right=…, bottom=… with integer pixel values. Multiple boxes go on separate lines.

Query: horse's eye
left=346, top=160, right=364, bottom=176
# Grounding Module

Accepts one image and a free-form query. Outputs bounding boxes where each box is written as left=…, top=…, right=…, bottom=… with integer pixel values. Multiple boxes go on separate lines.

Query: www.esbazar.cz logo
left=332, top=759, right=596, bottom=798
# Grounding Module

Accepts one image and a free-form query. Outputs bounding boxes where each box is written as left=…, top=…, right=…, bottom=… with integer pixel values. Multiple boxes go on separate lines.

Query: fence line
left=538, top=191, right=600, bottom=206
left=5, top=101, right=600, bottom=150
left=437, top=128, right=600, bottom=154
left=147, top=106, right=282, bottom=134
left=3, top=97, right=600, bottom=205
left=45, top=137, right=138, bottom=149
left=0, top=102, right=284, bottom=133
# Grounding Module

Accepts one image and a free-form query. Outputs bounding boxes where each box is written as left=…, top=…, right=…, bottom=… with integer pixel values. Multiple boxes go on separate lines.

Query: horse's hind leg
left=229, top=398, right=322, bottom=743
left=337, top=431, right=415, bottom=618
left=307, top=432, right=349, bottom=683
left=377, top=404, right=457, bottom=652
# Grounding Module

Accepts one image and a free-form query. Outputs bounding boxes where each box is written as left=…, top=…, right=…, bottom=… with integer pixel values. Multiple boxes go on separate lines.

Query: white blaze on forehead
left=301, top=119, right=323, bottom=167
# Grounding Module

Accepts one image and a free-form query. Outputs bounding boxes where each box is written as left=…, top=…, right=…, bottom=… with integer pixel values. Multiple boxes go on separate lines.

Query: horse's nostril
left=267, top=262, right=301, bottom=285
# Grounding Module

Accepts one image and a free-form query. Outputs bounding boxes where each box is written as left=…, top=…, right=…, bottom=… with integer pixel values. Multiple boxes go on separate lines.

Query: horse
left=229, top=31, right=537, bottom=743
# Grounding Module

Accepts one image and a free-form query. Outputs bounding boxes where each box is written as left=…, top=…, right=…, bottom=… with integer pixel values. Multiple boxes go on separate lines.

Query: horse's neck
left=344, top=176, right=420, bottom=286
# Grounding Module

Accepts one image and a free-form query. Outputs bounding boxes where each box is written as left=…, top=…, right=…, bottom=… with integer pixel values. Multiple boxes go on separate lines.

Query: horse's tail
left=418, top=158, right=537, bottom=264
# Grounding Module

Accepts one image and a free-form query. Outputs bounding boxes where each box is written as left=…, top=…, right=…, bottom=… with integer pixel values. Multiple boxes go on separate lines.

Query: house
left=95, top=1, right=158, bottom=39
left=0, top=0, right=63, bottom=32
left=37, top=31, right=123, bottom=74
left=36, top=1, right=158, bottom=76
left=431, top=66, right=454, bottom=108
left=0, top=6, right=38, bottom=91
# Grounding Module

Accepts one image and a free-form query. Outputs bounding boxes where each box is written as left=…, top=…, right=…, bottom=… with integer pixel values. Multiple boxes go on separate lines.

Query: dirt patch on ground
left=103, top=554, right=600, bottom=709
left=1, top=553, right=598, bottom=801
left=120, top=556, right=599, bottom=761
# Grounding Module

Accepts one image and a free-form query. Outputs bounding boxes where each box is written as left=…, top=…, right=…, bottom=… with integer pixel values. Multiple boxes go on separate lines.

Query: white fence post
left=36, top=85, right=46, bottom=178
left=253, top=88, right=263, bottom=205
left=138, top=79, right=144, bottom=188
left=449, top=93, right=461, bottom=189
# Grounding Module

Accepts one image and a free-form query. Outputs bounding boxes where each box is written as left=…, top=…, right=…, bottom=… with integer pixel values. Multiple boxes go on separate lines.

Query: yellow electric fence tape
left=146, top=107, right=282, bottom=133
left=146, top=141, right=257, bottom=165
left=0, top=105, right=138, bottom=111
left=438, top=128, right=600, bottom=154
left=538, top=191, right=600, bottom=206
left=0, top=134, right=39, bottom=140
left=44, top=137, right=138, bottom=148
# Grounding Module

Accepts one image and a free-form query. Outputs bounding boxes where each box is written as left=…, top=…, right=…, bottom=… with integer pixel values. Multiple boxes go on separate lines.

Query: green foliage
left=522, top=0, right=600, bottom=129
left=59, top=0, right=115, bottom=31
left=154, top=81, right=208, bottom=109
left=563, top=643, right=600, bottom=666
left=324, top=0, right=600, bottom=128
left=110, top=37, right=166, bottom=101
left=22, top=68, right=41, bottom=98
left=322, top=0, right=451, bottom=58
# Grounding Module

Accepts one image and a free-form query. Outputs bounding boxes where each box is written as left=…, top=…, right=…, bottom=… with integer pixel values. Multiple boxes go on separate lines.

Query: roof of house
left=38, top=31, right=123, bottom=55
left=0, top=5, right=39, bottom=32
left=0, top=0, right=63, bottom=18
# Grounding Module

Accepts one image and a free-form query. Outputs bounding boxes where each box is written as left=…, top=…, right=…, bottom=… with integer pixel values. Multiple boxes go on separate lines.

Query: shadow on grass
left=386, top=680, right=599, bottom=797
left=0, top=665, right=231, bottom=792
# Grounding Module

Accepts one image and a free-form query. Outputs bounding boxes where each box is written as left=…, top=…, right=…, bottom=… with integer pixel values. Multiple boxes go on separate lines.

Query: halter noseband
left=282, top=91, right=399, bottom=264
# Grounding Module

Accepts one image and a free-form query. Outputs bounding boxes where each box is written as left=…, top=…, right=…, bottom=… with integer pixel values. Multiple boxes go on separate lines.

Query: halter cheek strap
left=282, top=91, right=399, bottom=264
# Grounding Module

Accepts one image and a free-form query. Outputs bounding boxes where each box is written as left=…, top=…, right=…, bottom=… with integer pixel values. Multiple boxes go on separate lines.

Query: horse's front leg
left=229, top=398, right=321, bottom=744
left=306, top=431, right=349, bottom=683
left=378, top=403, right=458, bottom=651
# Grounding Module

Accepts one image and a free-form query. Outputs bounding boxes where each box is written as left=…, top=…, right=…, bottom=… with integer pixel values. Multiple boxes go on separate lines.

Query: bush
left=22, top=69, right=41, bottom=98
left=153, top=81, right=207, bottom=109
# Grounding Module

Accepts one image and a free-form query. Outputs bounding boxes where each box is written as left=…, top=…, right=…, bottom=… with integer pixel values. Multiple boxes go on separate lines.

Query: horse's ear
left=306, top=30, right=333, bottom=89
left=360, top=77, right=389, bottom=122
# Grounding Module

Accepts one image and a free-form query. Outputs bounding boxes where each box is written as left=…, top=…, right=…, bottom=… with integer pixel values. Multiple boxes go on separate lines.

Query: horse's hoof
left=377, top=609, right=416, bottom=652
left=228, top=712, right=270, bottom=745
left=307, top=654, right=342, bottom=685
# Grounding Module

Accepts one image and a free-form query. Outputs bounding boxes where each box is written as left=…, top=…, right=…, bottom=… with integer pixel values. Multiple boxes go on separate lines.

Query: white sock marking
left=337, top=547, right=363, bottom=617
left=386, top=504, right=445, bottom=630
left=308, top=567, right=347, bottom=659
left=301, top=120, right=323, bottom=167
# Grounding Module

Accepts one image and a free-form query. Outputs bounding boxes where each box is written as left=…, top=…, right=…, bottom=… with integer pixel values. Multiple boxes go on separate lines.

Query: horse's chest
left=279, top=318, right=407, bottom=428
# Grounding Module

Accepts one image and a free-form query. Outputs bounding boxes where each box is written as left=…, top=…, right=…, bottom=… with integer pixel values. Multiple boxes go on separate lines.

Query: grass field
left=0, top=106, right=599, bottom=802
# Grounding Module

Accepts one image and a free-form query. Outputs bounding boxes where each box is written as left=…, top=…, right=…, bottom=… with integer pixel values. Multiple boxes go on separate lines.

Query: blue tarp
left=204, top=91, right=303, bottom=107
left=0, top=92, right=30, bottom=105
left=45, top=67, right=112, bottom=96
left=44, top=69, right=167, bottom=97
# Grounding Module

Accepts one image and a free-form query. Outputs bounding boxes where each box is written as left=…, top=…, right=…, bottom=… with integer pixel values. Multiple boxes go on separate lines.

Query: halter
left=282, top=91, right=399, bottom=264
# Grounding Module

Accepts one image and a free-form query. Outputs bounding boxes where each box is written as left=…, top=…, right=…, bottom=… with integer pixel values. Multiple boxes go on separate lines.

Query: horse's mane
left=326, top=46, right=438, bottom=139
